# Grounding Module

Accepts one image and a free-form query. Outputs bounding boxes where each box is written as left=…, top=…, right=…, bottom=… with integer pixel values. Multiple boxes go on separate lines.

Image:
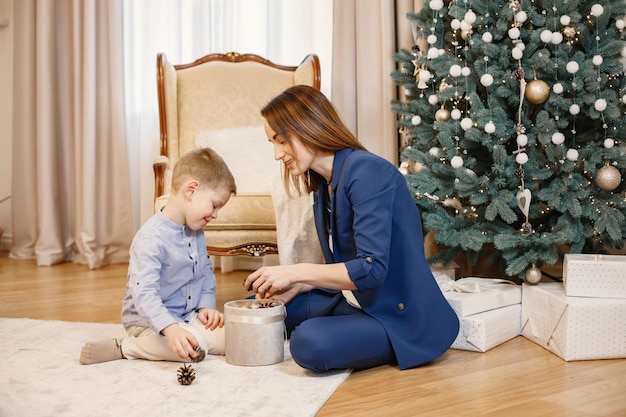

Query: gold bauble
left=461, top=30, right=473, bottom=40
left=525, top=267, right=542, bottom=284
left=596, top=165, right=622, bottom=191
left=435, top=108, right=451, bottom=122
left=525, top=79, right=550, bottom=104
left=563, top=25, right=576, bottom=39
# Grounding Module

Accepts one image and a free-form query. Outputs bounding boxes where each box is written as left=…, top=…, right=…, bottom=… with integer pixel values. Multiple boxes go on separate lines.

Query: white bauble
left=551, top=132, right=565, bottom=145
left=551, top=32, right=563, bottom=44
left=450, top=156, right=464, bottom=168
left=594, top=99, right=607, bottom=112
left=622, top=94, right=626, bottom=104
left=508, top=27, right=521, bottom=39
left=411, top=115, right=422, bottom=125
left=604, top=138, right=615, bottom=148
left=482, top=32, right=493, bottom=43
left=484, top=121, right=496, bottom=133
left=429, top=0, right=444, bottom=11
left=512, top=47, right=523, bottom=60
left=461, top=66, right=471, bottom=77
left=428, top=94, right=439, bottom=105
left=427, top=34, right=438, bottom=45
left=592, top=55, right=603, bottom=66
left=566, top=61, right=579, bottom=74
left=449, top=64, right=462, bottom=77
left=566, top=148, right=579, bottom=161
left=569, top=104, right=580, bottom=115
left=515, top=11, right=528, bottom=23
left=553, top=83, right=564, bottom=94
left=427, top=48, right=440, bottom=59
left=540, top=30, right=553, bottom=43
left=429, top=147, right=440, bottom=156
left=590, top=4, right=604, bottom=17
left=464, top=10, right=477, bottom=24
left=451, top=18, right=461, bottom=30
left=517, top=134, right=528, bottom=147
left=480, top=74, right=494, bottom=87
left=460, top=20, right=472, bottom=32
left=516, top=152, right=529, bottom=165
left=560, top=15, right=571, bottom=25
left=451, top=109, right=462, bottom=120
left=617, top=19, right=625, bottom=30
left=460, top=118, right=473, bottom=131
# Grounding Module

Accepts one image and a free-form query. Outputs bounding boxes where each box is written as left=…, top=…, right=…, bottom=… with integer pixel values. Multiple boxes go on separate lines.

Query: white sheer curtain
left=10, top=0, right=133, bottom=268
left=123, top=0, right=333, bottom=227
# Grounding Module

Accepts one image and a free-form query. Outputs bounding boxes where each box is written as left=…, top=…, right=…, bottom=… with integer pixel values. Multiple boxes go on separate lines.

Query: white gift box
left=563, top=254, right=626, bottom=299
left=436, top=276, right=522, bottom=316
left=451, top=304, right=521, bottom=352
left=521, top=282, right=626, bottom=361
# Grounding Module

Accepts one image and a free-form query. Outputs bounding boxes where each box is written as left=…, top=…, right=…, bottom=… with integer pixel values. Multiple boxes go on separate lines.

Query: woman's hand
left=161, top=323, right=201, bottom=361
left=244, top=265, right=296, bottom=300
left=197, top=308, right=224, bottom=330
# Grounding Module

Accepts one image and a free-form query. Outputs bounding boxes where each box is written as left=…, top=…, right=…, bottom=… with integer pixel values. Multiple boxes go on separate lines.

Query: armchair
left=153, top=52, right=321, bottom=263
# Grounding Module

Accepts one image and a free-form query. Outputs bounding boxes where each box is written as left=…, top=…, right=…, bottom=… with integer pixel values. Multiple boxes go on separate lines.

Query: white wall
left=0, top=0, right=13, bottom=250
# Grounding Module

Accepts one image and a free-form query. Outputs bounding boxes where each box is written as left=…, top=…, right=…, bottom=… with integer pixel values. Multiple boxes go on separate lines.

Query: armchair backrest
left=156, top=53, right=321, bottom=195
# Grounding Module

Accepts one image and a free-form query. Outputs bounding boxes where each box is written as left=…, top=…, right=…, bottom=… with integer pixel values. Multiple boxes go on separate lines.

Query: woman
left=243, top=85, right=459, bottom=372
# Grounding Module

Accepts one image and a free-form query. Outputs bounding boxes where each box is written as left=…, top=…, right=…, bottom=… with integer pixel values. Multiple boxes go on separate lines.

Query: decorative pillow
left=195, top=126, right=279, bottom=194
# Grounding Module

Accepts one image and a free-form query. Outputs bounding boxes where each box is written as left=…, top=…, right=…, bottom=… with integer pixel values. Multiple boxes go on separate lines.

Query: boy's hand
left=197, top=308, right=224, bottom=330
left=161, top=323, right=202, bottom=361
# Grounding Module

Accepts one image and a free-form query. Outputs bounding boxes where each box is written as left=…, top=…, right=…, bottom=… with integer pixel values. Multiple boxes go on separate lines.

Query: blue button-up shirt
left=121, top=211, right=217, bottom=334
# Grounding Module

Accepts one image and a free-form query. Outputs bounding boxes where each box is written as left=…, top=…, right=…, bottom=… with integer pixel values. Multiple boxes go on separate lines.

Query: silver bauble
left=525, top=267, right=542, bottom=284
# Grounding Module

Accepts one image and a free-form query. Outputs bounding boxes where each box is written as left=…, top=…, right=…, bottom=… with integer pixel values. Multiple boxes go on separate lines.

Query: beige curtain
left=331, top=0, right=423, bottom=165
left=10, top=0, right=133, bottom=268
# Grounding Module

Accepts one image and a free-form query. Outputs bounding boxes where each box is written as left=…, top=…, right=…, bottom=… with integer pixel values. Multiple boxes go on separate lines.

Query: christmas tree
left=392, top=0, right=626, bottom=281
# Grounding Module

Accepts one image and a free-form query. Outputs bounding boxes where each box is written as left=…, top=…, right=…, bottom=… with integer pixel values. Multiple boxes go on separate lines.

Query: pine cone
left=177, top=363, right=196, bottom=386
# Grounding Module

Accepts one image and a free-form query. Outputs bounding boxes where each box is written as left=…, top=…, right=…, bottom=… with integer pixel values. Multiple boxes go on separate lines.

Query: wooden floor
left=1, top=250, right=625, bottom=416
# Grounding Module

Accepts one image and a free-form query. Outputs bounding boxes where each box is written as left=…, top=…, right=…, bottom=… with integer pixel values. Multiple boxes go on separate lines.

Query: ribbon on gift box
left=436, top=276, right=516, bottom=293
left=435, top=276, right=522, bottom=316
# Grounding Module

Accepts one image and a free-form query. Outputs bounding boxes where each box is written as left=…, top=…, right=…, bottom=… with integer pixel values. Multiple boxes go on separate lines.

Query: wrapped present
left=436, top=276, right=521, bottom=316
left=521, top=282, right=626, bottom=361
left=430, top=262, right=459, bottom=281
left=563, top=254, right=626, bottom=299
left=451, top=304, right=521, bottom=352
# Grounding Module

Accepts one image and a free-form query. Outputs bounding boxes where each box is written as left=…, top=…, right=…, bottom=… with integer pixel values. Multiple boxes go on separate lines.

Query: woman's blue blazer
left=312, top=148, right=459, bottom=370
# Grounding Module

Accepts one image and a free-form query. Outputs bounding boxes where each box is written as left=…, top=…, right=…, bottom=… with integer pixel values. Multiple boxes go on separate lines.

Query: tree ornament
left=177, top=363, right=196, bottom=385
left=411, top=115, right=422, bottom=125
left=525, top=79, right=550, bottom=104
left=594, top=99, right=607, bottom=112
left=563, top=26, right=577, bottom=40
left=560, top=15, right=571, bottom=25
left=460, top=117, right=473, bottom=130
left=551, top=132, right=565, bottom=145
left=435, top=108, right=451, bottom=121
left=460, top=30, right=472, bottom=40
left=566, top=61, right=579, bottom=74
left=566, top=148, right=579, bottom=161
left=450, top=155, right=464, bottom=168
left=590, top=4, right=604, bottom=17
left=596, top=165, right=622, bottom=191
left=604, top=138, right=615, bottom=149
left=553, top=83, right=564, bottom=94
left=525, top=267, right=542, bottom=284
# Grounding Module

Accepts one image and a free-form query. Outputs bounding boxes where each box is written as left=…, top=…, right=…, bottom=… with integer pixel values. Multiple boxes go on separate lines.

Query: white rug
left=0, top=318, right=350, bottom=417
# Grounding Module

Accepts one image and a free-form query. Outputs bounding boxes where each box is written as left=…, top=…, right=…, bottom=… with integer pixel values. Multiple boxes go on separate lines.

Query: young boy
left=80, top=148, right=236, bottom=364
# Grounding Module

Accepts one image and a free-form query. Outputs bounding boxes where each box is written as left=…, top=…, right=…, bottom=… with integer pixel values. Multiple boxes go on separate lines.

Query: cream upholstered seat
left=153, top=52, right=321, bottom=260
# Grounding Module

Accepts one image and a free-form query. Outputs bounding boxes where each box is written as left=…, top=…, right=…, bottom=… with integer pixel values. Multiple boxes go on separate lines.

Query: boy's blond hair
left=170, top=148, right=237, bottom=195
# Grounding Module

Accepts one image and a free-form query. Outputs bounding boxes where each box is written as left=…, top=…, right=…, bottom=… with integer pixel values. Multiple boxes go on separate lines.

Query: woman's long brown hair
left=261, top=85, right=366, bottom=195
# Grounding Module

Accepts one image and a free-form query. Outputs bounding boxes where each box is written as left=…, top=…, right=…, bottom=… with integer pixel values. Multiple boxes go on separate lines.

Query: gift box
left=563, top=254, right=626, bottom=299
left=521, top=282, right=626, bottom=361
left=451, top=304, right=521, bottom=352
left=430, top=262, right=459, bottom=281
left=436, top=276, right=522, bottom=316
